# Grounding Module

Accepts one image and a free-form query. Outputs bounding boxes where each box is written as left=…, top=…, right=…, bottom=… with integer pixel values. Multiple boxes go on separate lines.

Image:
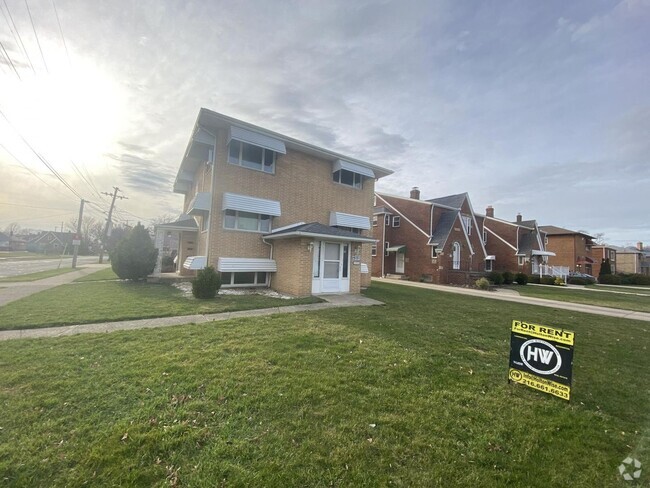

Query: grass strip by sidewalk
left=0, top=252, right=64, bottom=260
left=0, top=267, right=81, bottom=283
left=513, top=284, right=650, bottom=313
left=73, top=267, right=119, bottom=282
left=0, top=281, right=322, bottom=330
left=0, top=281, right=647, bottom=487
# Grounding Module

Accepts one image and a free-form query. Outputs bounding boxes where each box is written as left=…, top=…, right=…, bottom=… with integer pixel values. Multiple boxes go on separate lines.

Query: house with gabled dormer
left=372, top=189, right=489, bottom=285
left=480, top=206, right=555, bottom=275
left=153, top=108, right=393, bottom=296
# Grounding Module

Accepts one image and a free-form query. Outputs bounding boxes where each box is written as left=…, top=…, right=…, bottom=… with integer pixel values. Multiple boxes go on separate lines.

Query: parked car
left=568, top=272, right=596, bottom=284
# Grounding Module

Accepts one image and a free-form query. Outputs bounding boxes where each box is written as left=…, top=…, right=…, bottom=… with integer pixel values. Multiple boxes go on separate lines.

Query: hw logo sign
left=508, top=320, right=575, bottom=401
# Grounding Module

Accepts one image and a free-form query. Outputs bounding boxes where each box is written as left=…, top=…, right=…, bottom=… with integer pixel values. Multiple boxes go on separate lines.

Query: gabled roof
left=427, top=193, right=467, bottom=209
left=517, top=219, right=538, bottom=229
left=264, top=222, right=376, bottom=243
left=428, top=209, right=457, bottom=247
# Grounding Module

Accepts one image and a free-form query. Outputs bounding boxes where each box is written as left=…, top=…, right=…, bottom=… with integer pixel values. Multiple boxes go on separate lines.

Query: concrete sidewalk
left=373, top=278, right=650, bottom=322
left=0, top=264, right=110, bottom=307
left=0, top=293, right=384, bottom=341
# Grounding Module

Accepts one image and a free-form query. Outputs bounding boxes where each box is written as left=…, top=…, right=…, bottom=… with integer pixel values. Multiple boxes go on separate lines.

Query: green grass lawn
left=593, top=284, right=650, bottom=295
left=0, top=282, right=647, bottom=487
left=0, top=267, right=81, bottom=283
left=0, top=282, right=321, bottom=330
left=514, top=284, right=650, bottom=313
left=73, top=267, right=119, bottom=282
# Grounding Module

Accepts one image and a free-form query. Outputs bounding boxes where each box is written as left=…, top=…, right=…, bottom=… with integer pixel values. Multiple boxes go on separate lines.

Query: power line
left=0, top=142, right=75, bottom=200
left=50, top=0, right=70, bottom=66
left=70, top=160, right=103, bottom=199
left=23, top=0, right=47, bottom=73
left=0, top=109, right=85, bottom=201
left=0, top=202, right=74, bottom=211
left=1, top=0, right=35, bottom=74
left=0, top=40, right=21, bottom=80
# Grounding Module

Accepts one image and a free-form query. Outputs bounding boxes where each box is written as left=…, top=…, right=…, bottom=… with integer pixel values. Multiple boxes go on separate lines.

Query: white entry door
left=396, top=252, right=405, bottom=274
left=312, top=241, right=350, bottom=293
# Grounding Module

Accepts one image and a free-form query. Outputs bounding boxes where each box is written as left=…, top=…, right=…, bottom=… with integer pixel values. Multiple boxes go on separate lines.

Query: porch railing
left=531, top=263, right=569, bottom=280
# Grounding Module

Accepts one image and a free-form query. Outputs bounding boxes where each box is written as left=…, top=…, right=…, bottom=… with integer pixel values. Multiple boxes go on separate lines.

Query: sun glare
left=1, top=59, right=127, bottom=172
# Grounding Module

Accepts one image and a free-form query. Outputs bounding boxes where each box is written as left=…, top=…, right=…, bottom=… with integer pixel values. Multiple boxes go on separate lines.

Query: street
left=0, top=256, right=100, bottom=278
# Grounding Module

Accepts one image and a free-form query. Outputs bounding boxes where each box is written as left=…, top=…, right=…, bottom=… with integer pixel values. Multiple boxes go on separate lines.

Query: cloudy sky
left=1, top=0, right=648, bottom=245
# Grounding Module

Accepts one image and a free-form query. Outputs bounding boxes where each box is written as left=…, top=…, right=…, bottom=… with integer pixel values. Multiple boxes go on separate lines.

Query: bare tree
left=593, top=232, right=606, bottom=245
left=3, top=222, right=20, bottom=235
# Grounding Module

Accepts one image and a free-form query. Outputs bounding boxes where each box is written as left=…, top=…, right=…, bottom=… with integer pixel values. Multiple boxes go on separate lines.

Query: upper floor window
left=372, top=216, right=378, bottom=227
left=332, top=169, right=362, bottom=189
left=384, top=214, right=390, bottom=226
left=392, top=216, right=401, bottom=227
left=483, top=229, right=488, bottom=244
left=334, top=226, right=361, bottom=234
left=224, top=210, right=271, bottom=232
left=462, top=215, right=472, bottom=235
left=371, top=244, right=377, bottom=256
left=228, top=140, right=275, bottom=174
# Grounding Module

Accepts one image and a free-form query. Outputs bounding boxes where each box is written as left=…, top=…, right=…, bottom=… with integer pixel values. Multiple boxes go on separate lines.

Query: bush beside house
left=192, top=266, right=221, bottom=299
left=110, top=224, right=158, bottom=281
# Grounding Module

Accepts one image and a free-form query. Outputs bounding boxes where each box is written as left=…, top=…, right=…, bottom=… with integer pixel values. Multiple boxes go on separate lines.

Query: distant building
left=615, top=242, right=649, bottom=275
left=539, top=226, right=595, bottom=275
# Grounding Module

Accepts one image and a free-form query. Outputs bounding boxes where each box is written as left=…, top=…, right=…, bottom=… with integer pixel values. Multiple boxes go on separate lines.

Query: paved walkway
left=373, top=278, right=650, bottom=322
left=0, top=264, right=110, bottom=306
left=0, top=293, right=384, bottom=341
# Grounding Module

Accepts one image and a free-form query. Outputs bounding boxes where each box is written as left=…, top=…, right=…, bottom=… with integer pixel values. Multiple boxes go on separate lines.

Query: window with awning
left=222, top=193, right=281, bottom=217
left=329, top=212, right=371, bottom=230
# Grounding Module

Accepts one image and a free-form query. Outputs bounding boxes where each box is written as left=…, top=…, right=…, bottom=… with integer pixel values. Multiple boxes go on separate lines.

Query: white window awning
left=222, top=193, right=281, bottom=217
left=486, top=255, right=496, bottom=260
left=332, top=159, right=375, bottom=179
left=532, top=250, right=556, bottom=257
left=329, top=211, right=371, bottom=230
left=228, top=126, right=287, bottom=154
left=386, top=245, right=406, bottom=253
left=217, top=257, right=277, bottom=272
left=183, top=256, right=207, bottom=270
left=187, top=192, right=211, bottom=215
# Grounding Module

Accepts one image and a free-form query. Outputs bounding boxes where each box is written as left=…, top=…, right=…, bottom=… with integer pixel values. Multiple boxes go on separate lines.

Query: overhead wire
left=1, top=0, right=35, bottom=74
left=23, top=0, right=47, bottom=73
left=1, top=109, right=85, bottom=201
left=0, top=40, right=21, bottom=80
left=50, top=0, right=69, bottom=66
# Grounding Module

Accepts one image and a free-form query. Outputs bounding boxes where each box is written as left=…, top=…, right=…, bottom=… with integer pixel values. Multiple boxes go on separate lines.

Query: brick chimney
left=637, top=241, right=644, bottom=251
left=410, top=187, right=420, bottom=200
left=486, top=206, right=494, bottom=218
left=516, top=213, right=522, bottom=224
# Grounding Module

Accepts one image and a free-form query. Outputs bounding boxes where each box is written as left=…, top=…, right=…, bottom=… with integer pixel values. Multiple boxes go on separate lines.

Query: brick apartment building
left=481, top=207, right=554, bottom=274
left=538, top=226, right=595, bottom=275
left=590, top=245, right=617, bottom=276
left=154, top=108, right=392, bottom=296
left=615, top=242, right=649, bottom=275
left=372, top=189, right=488, bottom=285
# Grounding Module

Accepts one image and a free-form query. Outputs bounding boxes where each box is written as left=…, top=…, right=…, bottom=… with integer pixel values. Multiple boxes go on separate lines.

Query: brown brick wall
left=272, top=238, right=313, bottom=296
left=484, top=219, right=519, bottom=272
left=178, top=127, right=375, bottom=293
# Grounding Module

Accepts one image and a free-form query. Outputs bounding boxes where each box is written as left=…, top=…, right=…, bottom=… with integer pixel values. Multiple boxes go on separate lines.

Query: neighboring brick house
left=372, top=189, right=488, bottom=285
left=480, top=206, right=555, bottom=274
left=590, top=245, right=617, bottom=276
left=154, top=108, right=392, bottom=296
left=614, top=242, right=649, bottom=275
left=538, top=226, right=595, bottom=275
left=27, top=231, right=74, bottom=255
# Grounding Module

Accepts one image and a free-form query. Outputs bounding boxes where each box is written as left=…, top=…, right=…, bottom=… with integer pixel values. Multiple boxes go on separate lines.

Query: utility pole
left=71, top=199, right=85, bottom=268
left=98, top=187, right=127, bottom=264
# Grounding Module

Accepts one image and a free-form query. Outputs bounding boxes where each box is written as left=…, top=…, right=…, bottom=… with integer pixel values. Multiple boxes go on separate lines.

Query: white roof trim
left=329, top=211, right=371, bottom=230
left=333, top=159, right=375, bottom=178
left=222, top=192, right=281, bottom=217
left=386, top=245, right=406, bottom=252
left=217, top=257, right=277, bottom=272
left=484, top=226, right=518, bottom=251
left=183, top=256, right=207, bottom=270
left=264, top=231, right=376, bottom=243
left=229, top=126, right=286, bottom=154
left=187, top=192, right=211, bottom=215
left=374, top=194, right=430, bottom=239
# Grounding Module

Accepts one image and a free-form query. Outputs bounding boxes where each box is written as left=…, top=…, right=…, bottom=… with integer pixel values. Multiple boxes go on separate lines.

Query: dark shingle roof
left=427, top=193, right=466, bottom=209
left=429, top=210, right=457, bottom=247
left=517, top=219, right=537, bottom=229
left=156, top=217, right=198, bottom=229
left=539, top=226, right=593, bottom=238
left=518, top=232, right=535, bottom=255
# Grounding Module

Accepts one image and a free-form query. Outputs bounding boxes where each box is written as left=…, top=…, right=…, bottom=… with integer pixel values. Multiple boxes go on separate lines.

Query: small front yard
left=513, top=284, right=650, bottom=313
left=0, top=281, right=322, bottom=330
left=0, top=282, right=647, bottom=486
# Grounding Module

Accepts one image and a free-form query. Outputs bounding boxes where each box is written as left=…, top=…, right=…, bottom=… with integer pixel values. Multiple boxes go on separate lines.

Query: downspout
left=381, top=215, right=386, bottom=277
left=205, top=129, right=217, bottom=269
left=262, top=236, right=273, bottom=288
